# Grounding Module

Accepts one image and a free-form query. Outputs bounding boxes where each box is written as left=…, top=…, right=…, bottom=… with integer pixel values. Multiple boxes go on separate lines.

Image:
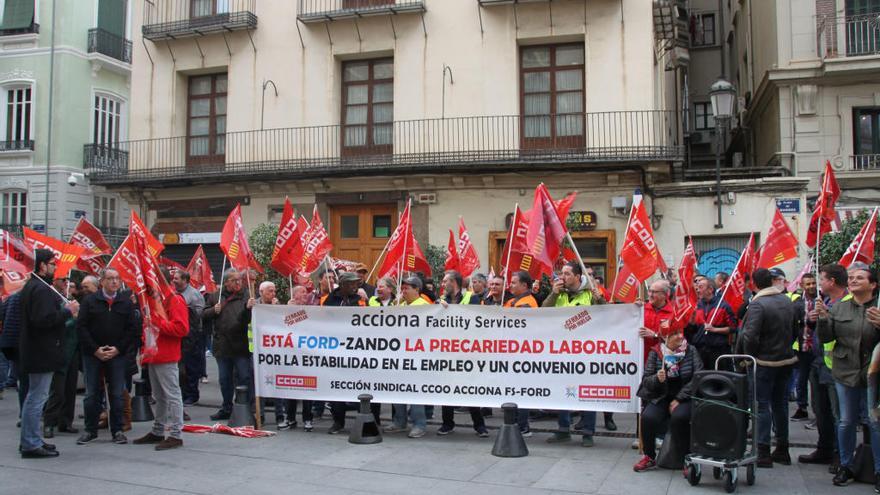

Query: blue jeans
left=216, top=355, right=253, bottom=412
left=392, top=404, right=426, bottom=429
left=20, top=372, right=53, bottom=451
left=755, top=365, right=792, bottom=446
left=83, top=354, right=127, bottom=434
left=0, top=352, right=8, bottom=393
left=835, top=382, right=880, bottom=472
left=558, top=410, right=596, bottom=435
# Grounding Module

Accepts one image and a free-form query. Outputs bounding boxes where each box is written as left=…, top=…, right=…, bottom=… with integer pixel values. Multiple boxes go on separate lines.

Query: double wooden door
left=329, top=204, right=397, bottom=281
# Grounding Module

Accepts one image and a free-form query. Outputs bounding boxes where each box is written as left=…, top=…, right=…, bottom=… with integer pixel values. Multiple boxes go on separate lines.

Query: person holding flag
left=689, top=277, right=737, bottom=371
left=18, top=249, right=79, bottom=458
left=544, top=260, right=604, bottom=447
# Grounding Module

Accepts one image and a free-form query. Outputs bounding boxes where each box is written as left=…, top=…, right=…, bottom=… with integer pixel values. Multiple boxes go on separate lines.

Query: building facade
left=0, top=0, right=133, bottom=241
left=89, top=0, right=811, bottom=281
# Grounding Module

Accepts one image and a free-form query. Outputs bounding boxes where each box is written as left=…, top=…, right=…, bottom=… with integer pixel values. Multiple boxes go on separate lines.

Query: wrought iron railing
left=142, top=0, right=257, bottom=40
left=87, top=28, right=132, bottom=63
left=817, top=12, right=880, bottom=59
left=297, top=0, right=425, bottom=22
left=0, top=140, right=34, bottom=152
left=85, top=111, right=683, bottom=184
left=0, top=22, right=38, bottom=37
left=852, top=154, right=880, bottom=171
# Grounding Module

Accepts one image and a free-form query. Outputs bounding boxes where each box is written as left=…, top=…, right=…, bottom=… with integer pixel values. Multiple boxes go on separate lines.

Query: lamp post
left=709, top=78, right=736, bottom=229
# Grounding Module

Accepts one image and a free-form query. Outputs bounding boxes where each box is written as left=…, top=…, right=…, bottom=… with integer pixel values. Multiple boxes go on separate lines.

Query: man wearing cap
left=322, top=271, right=374, bottom=434
left=19, top=249, right=80, bottom=458
left=436, top=270, right=490, bottom=438
left=385, top=276, right=429, bottom=437
left=354, top=264, right=375, bottom=298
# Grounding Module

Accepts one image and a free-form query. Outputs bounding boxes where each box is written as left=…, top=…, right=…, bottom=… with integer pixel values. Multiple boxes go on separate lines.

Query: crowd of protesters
left=1, top=249, right=879, bottom=492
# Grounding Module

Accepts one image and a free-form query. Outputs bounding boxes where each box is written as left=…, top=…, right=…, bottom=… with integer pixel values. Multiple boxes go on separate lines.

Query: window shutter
left=97, top=0, right=126, bottom=37
left=0, top=0, right=34, bottom=31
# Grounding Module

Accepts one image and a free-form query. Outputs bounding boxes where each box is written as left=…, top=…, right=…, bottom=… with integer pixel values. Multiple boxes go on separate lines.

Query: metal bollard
left=131, top=378, right=154, bottom=422
left=491, top=403, right=528, bottom=457
left=228, top=385, right=255, bottom=427
left=349, top=394, right=382, bottom=444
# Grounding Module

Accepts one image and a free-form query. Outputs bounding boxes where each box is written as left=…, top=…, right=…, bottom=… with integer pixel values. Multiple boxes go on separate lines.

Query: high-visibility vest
left=247, top=324, right=254, bottom=353
left=461, top=291, right=473, bottom=304
left=791, top=292, right=804, bottom=351
left=368, top=296, right=392, bottom=307
left=404, top=297, right=429, bottom=306
left=554, top=289, right=593, bottom=307
left=504, top=294, right=538, bottom=308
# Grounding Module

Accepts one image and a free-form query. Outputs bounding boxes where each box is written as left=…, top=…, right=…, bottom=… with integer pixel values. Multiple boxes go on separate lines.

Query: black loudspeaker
left=690, top=371, right=749, bottom=460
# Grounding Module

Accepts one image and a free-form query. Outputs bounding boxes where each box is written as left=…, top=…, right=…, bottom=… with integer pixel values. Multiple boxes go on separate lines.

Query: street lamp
left=709, top=78, right=736, bottom=229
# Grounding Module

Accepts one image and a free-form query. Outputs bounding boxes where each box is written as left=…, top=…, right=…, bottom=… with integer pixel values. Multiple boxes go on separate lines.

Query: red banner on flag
left=186, top=244, right=217, bottom=293
left=672, top=238, right=698, bottom=324
left=0, top=270, right=26, bottom=297
left=457, top=218, right=480, bottom=278
left=70, top=217, right=112, bottom=258
left=22, top=228, right=87, bottom=279
left=76, top=256, right=106, bottom=276
left=839, top=207, right=878, bottom=267
left=270, top=198, right=301, bottom=277
left=444, top=229, right=459, bottom=272
left=377, top=202, right=431, bottom=280
left=806, top=161, right=841, bottom=248
left=757, top=208, right=800, bottom=269
left=526, top=184, right=568, bottom=269
left=500, top=206, right=549, bottom=283
left=289, top=205, right=333, bottom=276
left=220, top=204, right=263, bottom=274
left=718, top=233, right=755, bottom=316
left=619, top=198, right=661, bottom=282
left=129, top=211, right=165, bottom=258
left=0, top=229, right=34, bottom=275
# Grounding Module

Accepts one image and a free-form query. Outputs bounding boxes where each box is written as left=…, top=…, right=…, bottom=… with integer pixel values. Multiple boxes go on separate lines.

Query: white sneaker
left=408, top=427, right=426, bottom=438
left=277, top=418, right=291, bottom=431
left=200, top=377, right=209, bottom=384
left=631, top=439, right=640, bottom=450
left=384, top=424, right=406, bottom=433
left=303, top=420, right=313, bottom=432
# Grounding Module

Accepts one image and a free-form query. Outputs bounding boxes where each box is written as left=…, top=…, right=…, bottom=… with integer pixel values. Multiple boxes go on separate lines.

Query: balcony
left=478, top=0, right=549, bottom=5
left=297, top=0, right=425, bottom=23
left=0, top=22, right=38, bottom=37
left=84, top=111, right=683, bottom=187
left=87, top=28, right=132, bottom=64
left=142, top=0, right=257, bottom=41
left=817, top=12, right=880, bottom=59
left=851, top=154, right=880, bottom=170
left=0, top=140, right=34, bottom=152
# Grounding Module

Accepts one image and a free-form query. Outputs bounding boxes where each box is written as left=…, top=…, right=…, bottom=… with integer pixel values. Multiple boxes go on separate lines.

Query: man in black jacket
left=739, top=268, right=798, bottom=468
left=75, top=267, right=138, bottom=446
left=204, top=269, right=252, bottom=421
left=19, top=249, right=79, bottom=458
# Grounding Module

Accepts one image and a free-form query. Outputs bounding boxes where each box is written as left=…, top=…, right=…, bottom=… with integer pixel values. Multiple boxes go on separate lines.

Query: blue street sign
left=775, top=198, right=800, bottom=214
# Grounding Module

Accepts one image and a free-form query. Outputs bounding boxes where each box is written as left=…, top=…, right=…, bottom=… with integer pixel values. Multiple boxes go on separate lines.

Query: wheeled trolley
left=684, top=354, right=757, bottom=493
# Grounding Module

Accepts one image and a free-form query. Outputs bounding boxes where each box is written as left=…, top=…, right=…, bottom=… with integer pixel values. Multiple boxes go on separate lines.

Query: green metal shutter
left=97, top=0, right=125, bottom=37
left=0, top=0, right=34, bottom=31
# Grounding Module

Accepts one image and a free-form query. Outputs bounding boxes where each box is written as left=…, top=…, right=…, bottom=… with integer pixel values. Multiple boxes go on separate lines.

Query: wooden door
left=329, top=204, right=397, bottom=282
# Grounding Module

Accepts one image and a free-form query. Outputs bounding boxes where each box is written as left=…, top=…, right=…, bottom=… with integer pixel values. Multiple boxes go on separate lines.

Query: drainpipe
left=43, top=0, right=57, bottom=234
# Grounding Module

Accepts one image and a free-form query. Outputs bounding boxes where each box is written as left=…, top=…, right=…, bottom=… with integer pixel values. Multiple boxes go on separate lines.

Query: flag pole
left=32, top=272, right=71, bottom=302
left=708, top=245, right=748, bottom=324
left=217, top=255, right=227, bottom=301
left=850, top=207, right=878, bottom=268
left=564, top=231, right=595, bottom=290
left=365, top=233, right=394, bottom=284
left=500, top=204, right=518, bottom=307
left=396, top=199, right=412, bottom=305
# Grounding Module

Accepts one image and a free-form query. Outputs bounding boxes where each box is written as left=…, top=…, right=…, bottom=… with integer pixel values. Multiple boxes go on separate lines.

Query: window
left=342, top=59, right=393, bottom=155
left=854, top=107, right=880, bottom=169
left=93, top=195, right=117, bottom=229
left=187, top=73, right=226, bottom=167
left=520, top=43, right=585, bottom=149
left=0, top=0, right=37, bottom=36
left=191, top=0, right=229, bottom=18
left=0, top=190, right=26, bottom=225
left=93, top=94, right=123, bottom=148
left=1, top=84, right=32, bottom=150
left=691, top=13, right=716, bottom=46
left=845, top=0, right=880, bottom=56
left=694, top=102, right=714, bottom=130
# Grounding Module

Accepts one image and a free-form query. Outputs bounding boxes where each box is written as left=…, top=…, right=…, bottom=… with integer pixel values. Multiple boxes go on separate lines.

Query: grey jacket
left=818, top=295, right=880, bottom=388
left=738, top=288, right=798, bottom=366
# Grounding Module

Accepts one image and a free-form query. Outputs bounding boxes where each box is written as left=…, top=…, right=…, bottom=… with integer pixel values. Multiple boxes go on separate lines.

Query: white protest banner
left=252, top=303, right=643, bottom=413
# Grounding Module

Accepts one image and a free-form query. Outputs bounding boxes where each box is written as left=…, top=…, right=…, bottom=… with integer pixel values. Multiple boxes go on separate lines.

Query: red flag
left=70, top=217, right=112, bottom=258
left=672, top=238, right=698, bottom=324
left=839, top=207, right=878, bottom=267
left=500, top=206, right=549, bottom=282
left=129, top=211, right=165, bottom=258
left=718, top=233, right=755, bottom=315
left=526, top=184, right=568, bottom=269
left=757, top=208, right=800, bottom=268
left=186, top=245, right=217, bottom=293
left=158, top=256, right=186, bottom=272
left=553, top=192, right=577, bottom=223
left=444, top=229, right=459, bottom=272
left=76, top=256, right=106, bottom=276
left=220, top=204, right=263, bottom=274
left=619, top=198, right=661, bottom=281
left=0, top=270, right=26, bottom=297
left=377, top=202, right=432, bottom=279
left=806, top=161, right=841, bottom=248
left=22, top=228, right=88, bottom=279
left=611, top=263, right=639, bottom=303
left=457, top=218, right=480, bottom=277
left=270, top=198, right=301, bottom=277
left=0, top=229, right=34, bottom=274
left=289, top=205, right=333, bottom=276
